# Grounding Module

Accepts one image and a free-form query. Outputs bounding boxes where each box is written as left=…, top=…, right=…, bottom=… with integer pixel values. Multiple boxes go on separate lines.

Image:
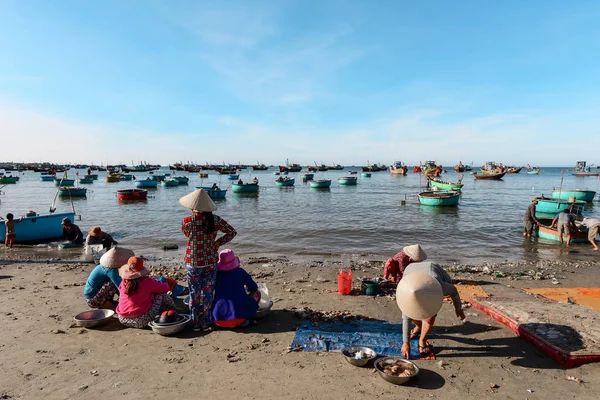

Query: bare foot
left=522, top=232, right=527, bottom=237
left=594, top=247, right=599, bottom=251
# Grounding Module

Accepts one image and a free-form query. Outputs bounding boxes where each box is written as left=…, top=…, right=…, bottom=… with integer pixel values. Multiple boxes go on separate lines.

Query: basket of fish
left=374, top=357, right=419, bottom=385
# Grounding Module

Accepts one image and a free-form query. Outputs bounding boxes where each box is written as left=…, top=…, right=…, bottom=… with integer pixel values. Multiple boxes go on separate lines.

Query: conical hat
left=179, top=189, right=217, bottom=212
left=396, top=271, right=443, bottom=320
left=403, top=244, right=427, bottom=262
left=99, top=247, right=135, bottom=269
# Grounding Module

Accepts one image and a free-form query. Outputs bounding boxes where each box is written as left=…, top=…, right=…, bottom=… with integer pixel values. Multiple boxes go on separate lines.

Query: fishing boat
left=389, top=161, right=408, bottom=176
left=119, top=174, right=134, bottom=181
left=361, top=162, right=387, bottom=172
left=473, top=172, right=506, bottom=180
left=121, top=163, right=160, bottom=173
left=418, top=190, right=460, bottom=206
left=54, top=178, right=75, bottom=186
left=551, top=189, right=596, bottom=202
left=251, top=162, right=269, bottom=171
left=429, top=177, right=464, bottom=191
left=0, top=176, right=18, bottom=184
left=198, top=173, right=209, bottom=178
left=275, top=177, right=295, bottom=187
left=308, top=163, right=328, bottom=172
left=196, top=186, right=227, bottom=200
left=117, top=189, right=148, bottom=201
left=106, top=174, right=121, bottom=183
left=361, top=172, right=372, bottom=177
left=535, top=197, right=585, bottom=214
left=568, top=161, right=600, bottom=176
left=150, top=174, right=166, bottom=181
left=78, top=177, right=94, bottom=184
left=279, top=159, right=303, bottom=172
left=537, top=218, right=589, bottom=243
left=0, top=211, right=75, bottom=243
left=135, top=178, right=159, bottom=189
left=454, top=162, right=472, bottom=172
left=58, top=187, right=87, bottom=197
left=227, top=174, right=240, bottom=180
left=349, top=170, right=358, bottom=175
left=88, top=174, right=99, bottom=180
left=338, top=176, right=358, bottom=185
left=40, top=175, right=55, bottom=182
left=232, top=182, right=259, bottom=193
left=480, top=161, right=504, bottom=175
left=327, top=164, right=344, bottom=170
left=301, top=173, right=314, bottom=182
left=506, top=166, right=523, bottom=174
left=526, top=165, right=540, bottom=175
left=421, top=161, right=439, bottom=177
left=161, top=178, right=179, bottom=187
left=310, top=179, right=332, bottom=188
left=172, top=176, right=189, bottom=185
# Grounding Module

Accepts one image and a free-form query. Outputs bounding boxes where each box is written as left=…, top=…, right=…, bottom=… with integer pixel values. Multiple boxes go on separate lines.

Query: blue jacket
left=84, top=265, right=122, bottom=299
left=211, top=268, right=259, bottom=321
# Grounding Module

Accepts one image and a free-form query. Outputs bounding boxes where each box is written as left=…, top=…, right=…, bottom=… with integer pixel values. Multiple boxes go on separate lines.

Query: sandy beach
left=1, top=250, right=600, bottom=400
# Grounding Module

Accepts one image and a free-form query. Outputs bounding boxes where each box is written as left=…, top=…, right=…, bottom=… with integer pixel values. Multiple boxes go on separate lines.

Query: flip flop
left=409, top=328, right=420, bottom=340
left=418, top=345, right=431, bottom=355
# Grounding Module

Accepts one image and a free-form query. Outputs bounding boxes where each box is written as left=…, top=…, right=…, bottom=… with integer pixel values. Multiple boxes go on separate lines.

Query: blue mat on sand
left=291, top=319, right=432, bottom=359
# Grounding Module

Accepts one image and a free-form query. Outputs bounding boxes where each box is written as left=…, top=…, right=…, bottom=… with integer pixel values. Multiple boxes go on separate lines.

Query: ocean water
left=1, top=167, right=599, bottom=265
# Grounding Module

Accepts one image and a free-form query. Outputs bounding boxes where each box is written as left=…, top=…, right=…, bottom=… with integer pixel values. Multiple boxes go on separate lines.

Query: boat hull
left=537, top=224, right=589, bottom=243
left=78, top=178, right=94, bottom=184
left=40, top=176, right=55, bottom=182
left=473, top=172, right=506, bottom=180
left=161, top=179, right=179, bottom=187
left=0, top=212, right=75, bottom=243
left=310, top=180, right=332, bottom=188
left=232, top=183, right=259, bottom=193
left=361, top=172, right=372, bottom=177
left=196, top=186, right=227, bottom=200
left=338, top=177, right=358, bottom=185
left=551, top=190, right=596, bottom=202
left=106, top=176, right=120, bottom=182
left=135, top=180, right=158, bottom=188
left=535, top=198, right=586, bottom=214
left=54, top=179, right=75, bottom=186
left=275, top=178, right=295, bottom=187
left=117, top=189, right=148, bottom=201
left=418, top=191, right=460, bottom=206
left=429, top=179, right=464, bottom=191
left=58, top=187, right=87, bottom=197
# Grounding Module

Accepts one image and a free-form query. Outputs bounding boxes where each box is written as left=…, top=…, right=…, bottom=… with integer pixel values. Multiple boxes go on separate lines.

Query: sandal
left=418, top=345, right=431, bottom=355
left=409, top=329, right=420, bottom=340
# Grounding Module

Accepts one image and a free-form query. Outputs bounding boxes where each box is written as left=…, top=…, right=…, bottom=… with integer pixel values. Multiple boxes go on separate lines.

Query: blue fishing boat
left=196, top=186, right=227, bottom=200
left=0, top=212, right=75, bottom=243
left=54, top=178, right=75, bottom=186
left=232, top=182, right=259, bottom=193
left=135, top=178, right=159, bottom=189
left=150, top=174, right=166, bottom=181
left=310, top=179, right=332, bottom=188
left=120, top=174, right=134, bottom=181
left=361, top=172, right=372, bottom=178
left=535, top=197, right=586, bottom=214
left=227, top=174, right=240, bottom=180
left=551, top=189, right=596, bottom=202
left=301, top=173, right=314, bottom=182
left=78, top=177, right=94, bottom=184
left=275, top=177, right=295, bottom=187
left=537, top=218, right=589, bottom=243
left=40, top=175, right=55, bottom=182
left=418, top=191, right=460, bottom=206
left=161, top=178, right=179, bottom=187
left=338, top=176, right=358, bottom=185
left=172, top=176, right=189, bottom=185
left=58, top=187, right=87, bottom=197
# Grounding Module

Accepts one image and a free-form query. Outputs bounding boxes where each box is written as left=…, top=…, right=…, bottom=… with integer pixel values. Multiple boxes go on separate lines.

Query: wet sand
left=1, top=250, right=599, bottom=399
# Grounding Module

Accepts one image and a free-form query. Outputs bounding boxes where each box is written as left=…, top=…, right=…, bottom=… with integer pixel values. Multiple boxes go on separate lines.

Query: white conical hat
left=396, top=271, right=443, bottom=320
left=403, top=244, right=427, bottom=262
left=99, top=247, right=135, bottom=269
left=178, top=189, right=217, bottom=212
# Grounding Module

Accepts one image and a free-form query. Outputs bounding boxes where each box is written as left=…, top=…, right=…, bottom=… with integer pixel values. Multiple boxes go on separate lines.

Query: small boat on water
left=480, top=161, right=504, bottom=175
left=537, top=218, right=589, bottom=243
left=251, top=162, right=269, bottom=171
left=506, top=166, right=522, bottom=174
left=338, top=176, right=358, bottom=185
left=327, top=164, right=344, bottom=171
left=568, top=161, right=599, bottom=176
left=275, top=177, right=295, bottom=187
left=0, top=176, right=17, bottom=184
left=106, top=174, right=121, bottom=183
left=117, top=189, right=148, bottom=201
left=150, top=174, right=166, bottom=181
left=0, top=211, right=75, bottom=243
left=198, top=173, right=209, bottom=178
left=301, top=173, right=314, bottom=182
left=135, top=178, right=159, bottom=189
left=58, top=187, right=87, bottom=197
left=161, top=178, right=179, bottom=187
left=361, top=172, right=372, bottom=177
left=310, top=179, right=332, bottom=188
left=348, top=170, right=358, bottom=175
left=429, top=177, right=464, bottom=191
left=473, top=172, right=506, bottom=180
left=389, top=161, right=408, bottom=176
left=54, top=178, right=75, bottom=186
left=232, top=182, right=259, bottom=193
left=453, top=162, right=472, bottom=172
left=120, top=174, right=134, bottom=181
left=40, top=175, right=55, bottom=182
left=279, top=159, right=303, bottom=172
left=196, top=186, right=227, bottom=200
left=535, top=197, right=585, bottom=215
left=172, top=176, right=189, bottom=185
left=551, top=189, right=596, bottom=203
left=88, top=174, right=99, bottom=180
left=78, top=177, right=94, bottom=184
left=418, top=190, right=460, bottom=206
left=227, top=174, right=240, bottom=180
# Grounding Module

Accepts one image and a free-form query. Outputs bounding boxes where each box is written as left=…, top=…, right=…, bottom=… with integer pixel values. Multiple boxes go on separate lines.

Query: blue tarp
left=291, top=319, right=430, bottom=359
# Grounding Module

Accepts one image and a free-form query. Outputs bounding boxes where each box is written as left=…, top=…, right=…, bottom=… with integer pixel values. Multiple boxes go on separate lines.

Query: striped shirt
left=182, top=213, right=237, bottom=268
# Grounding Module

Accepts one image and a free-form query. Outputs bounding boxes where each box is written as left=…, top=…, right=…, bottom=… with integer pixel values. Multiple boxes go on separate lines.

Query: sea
left=1, top=167, right=599, bottom=265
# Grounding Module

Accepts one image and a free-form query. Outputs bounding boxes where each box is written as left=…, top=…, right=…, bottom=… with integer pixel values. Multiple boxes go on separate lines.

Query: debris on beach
left=566, top=375, right=583, bottom=384
left=293, top=307, right=375, bottom=323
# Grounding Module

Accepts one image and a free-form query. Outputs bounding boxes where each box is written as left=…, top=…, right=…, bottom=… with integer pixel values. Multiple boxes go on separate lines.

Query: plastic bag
left=257, top=283, right=271, bottom=309
left=337, top=266, right=353, bottom=295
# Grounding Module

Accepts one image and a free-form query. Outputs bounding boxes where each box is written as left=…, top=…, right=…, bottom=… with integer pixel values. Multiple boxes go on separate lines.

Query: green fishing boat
left=232, top=183, right=259, bottom=193
left=338, top=176, right=358, bottom=185
left=429, top=178, right=464, bottom=191
left=418, top=190, right=460, bottom=206
left=551, top=189, right=596, bottom=202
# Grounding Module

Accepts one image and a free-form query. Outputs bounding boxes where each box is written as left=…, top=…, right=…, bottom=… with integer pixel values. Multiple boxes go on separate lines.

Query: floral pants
left=118, top=294, right=176, bottom=329
left=86, top=281, right=117, bottom=309
left=186, top=264, right=217, bottom=329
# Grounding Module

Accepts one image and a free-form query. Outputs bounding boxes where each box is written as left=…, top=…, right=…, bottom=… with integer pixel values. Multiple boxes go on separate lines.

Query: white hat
left=396, top=272, right=443, bottom=320
left=403, top=244, right=427, bottom=262
left=99, top=247, right=135, bottom=269
left=179, top=189, right=217, bottom=212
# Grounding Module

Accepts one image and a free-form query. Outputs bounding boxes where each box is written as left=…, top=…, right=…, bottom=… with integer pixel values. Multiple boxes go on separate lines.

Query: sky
left=1, top=0, right=599, bottom=167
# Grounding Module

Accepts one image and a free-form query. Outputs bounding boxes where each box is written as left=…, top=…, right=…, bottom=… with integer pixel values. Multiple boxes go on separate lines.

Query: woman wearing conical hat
left=396, top=257, right=465, bottom=359
left=383, top=244, right=426, bottom=284
left=83, top=247, right=134, bottom=309
left=179, top=189, right=237, bottom=332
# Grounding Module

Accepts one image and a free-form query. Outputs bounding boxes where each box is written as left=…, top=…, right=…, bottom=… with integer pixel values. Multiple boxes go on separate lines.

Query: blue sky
left=1, top=0, right=599, bottom=166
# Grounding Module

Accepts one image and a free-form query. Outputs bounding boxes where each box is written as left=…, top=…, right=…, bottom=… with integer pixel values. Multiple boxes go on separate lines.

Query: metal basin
left=152, top=314, right=188, bottom=327
left=374, top=357, right=419, bottom=385
left=341, top=346, right=377, bottom=367
left=73, top=309, right=115, bottom=328
left=148, top=314, right=190, bottom=336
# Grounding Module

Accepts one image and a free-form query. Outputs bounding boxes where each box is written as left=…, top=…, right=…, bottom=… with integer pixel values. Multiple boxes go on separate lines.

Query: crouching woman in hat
left=212, top=249, right=260, bottom=328
left=116, top=257, right=177, bottom=328
left=83, top=247, right=134, bottom=309
left=396, top=262, right=465, bottom=359
left=383, top=244, right=427, bottom=284
left=179, top=189, right=237, bottom=332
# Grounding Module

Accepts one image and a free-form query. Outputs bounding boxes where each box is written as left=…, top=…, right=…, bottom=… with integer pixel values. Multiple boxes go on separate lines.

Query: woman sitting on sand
left=383, top=244, right=427, bottom=284
left=116, top=256, right=177, bottom=328
left=396, top=261, right=465, bottom=359
left=211, top=249, right=260, bottom=328
left=83, top=247, right=134, bottom=309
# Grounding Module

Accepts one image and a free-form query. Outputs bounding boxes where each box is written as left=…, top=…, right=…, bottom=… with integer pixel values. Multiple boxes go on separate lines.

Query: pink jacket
left=116, top=278, right=170, bottom=318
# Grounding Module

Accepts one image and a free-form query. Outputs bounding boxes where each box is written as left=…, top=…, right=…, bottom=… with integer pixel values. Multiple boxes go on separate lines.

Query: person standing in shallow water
left=179, top=189, right=237, bottom=331
left=523, top=198, right=540, bottom=237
